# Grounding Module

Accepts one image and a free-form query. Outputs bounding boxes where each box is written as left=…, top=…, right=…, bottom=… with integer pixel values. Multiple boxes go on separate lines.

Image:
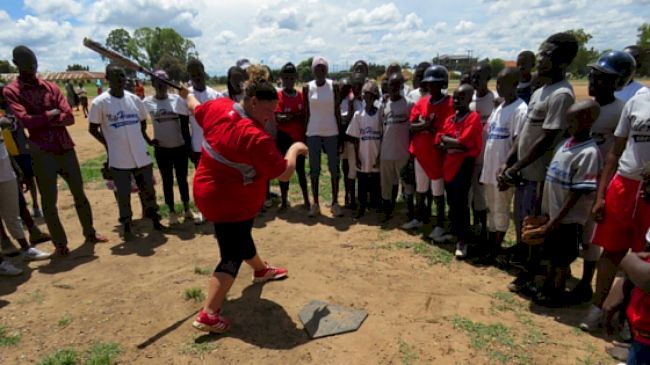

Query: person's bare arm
left=506, top=128, right=560, bottom=175
left=542, top=190, right=584, bottom=233
left=592, top=137, right=626, bottom=221
left=278, top=142, right=308, bottom=182
left=88, top=123, right=106, bottom=147
left=440, top=135, right=467, bottom=151
left=141, top=120, right=154, bottom=146
left=621, top=252, right=650, bottom=293
left=410, top=115, right=433, bottom=133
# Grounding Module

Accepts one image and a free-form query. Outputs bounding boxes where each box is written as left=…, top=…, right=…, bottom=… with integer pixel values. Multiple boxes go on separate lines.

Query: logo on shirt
left=107, top=111, right=141, bottom=129
left=360, top=127, right=381, bottom=141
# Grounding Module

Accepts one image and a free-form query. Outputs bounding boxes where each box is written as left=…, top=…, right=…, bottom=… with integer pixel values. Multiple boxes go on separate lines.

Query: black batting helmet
left=421, top=65, right=448, bottom=84
left=588, top=51, right=636, bottom=91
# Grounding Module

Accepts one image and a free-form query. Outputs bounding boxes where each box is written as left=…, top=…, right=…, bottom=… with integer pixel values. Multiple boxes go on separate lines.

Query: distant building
left=432, top=55, right=478, bottom=73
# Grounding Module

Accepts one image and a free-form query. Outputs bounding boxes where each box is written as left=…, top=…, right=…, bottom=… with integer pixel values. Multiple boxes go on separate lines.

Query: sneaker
left=331, top=203, right=343, bottom=217
left=168, top=212, right=180, bottom=225
left=455, top=241, right=467, bottom=259
left=308, top=204, right=320, bottom=218
left=428, top=226, right=446, bottom=241
left=22, top=247, right=52, bottom=261
left=32, top=208, right=43, bottom=218
left=184, top=210, right=195, bottom=221
left=28, top=227, right=51, bottom=245
left=1, top=237, right=19, bottom=256
left=193, top=212, right=205, bottom=225
left=54, top=245, right=70, bottom=256
left=0, top=260, right=22, bottom=276
left=579, top=305, right=604, bottom=332
left=253, top=263, right=288, bottom=283
left=192, top=308, right=231, bottom=334
left=401, top=219, right=423, bottom=230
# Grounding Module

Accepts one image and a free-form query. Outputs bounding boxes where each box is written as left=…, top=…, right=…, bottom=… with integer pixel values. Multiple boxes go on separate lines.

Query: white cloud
left=454, top=20, right=476, bottom=33
left=23, top=0, right=82, bottom=17
left=214, top=30, right=237, bottom=45
left=345, top=3, right=401, bottom=31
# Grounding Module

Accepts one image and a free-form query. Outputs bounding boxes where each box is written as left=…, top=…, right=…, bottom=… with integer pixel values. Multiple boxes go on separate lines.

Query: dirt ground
left=0, top=80, right=644, bottom=365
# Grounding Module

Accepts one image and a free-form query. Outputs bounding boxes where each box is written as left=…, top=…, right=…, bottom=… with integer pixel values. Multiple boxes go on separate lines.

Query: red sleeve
left=2, top=84, right=50, bottom=129
left=248, top=128, right=287, bottom=179
left=275, top=90, right=284, bottom=113
left=194, top=102, right=210, bottom=129
left=457, top=112, right=483, bottom=150
left=409, top=98, right=424, bottom=123
left=52, top=83, right=74, bottom=126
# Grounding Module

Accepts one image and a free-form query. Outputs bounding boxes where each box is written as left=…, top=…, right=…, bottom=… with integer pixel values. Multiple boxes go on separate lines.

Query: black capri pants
left=213, top=219, right=257, bottom=278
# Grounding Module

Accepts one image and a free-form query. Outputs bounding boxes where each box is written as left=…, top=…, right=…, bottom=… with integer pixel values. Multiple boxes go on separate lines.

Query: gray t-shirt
left=614, top=92, right=650, bottom=181
left=143, top=94, right=189, bottom=149
left=517, top=80, right=575, bottom=182
left=380, top=97, right=413, bottom=161
left=590, top=98, right=625, bottom=158
left=542, top=138, right=601, bottom=225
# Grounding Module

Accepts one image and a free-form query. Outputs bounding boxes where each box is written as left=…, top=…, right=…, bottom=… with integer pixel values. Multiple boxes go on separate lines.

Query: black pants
left=276, top=130, right=307, bottom=199
left=358, top=172, right=381, bottom=209
left=445, top=158, right=475, bottom=242
left=155, top=146, right=190, bottom=211
left=213, top=219, right=257, bottom=278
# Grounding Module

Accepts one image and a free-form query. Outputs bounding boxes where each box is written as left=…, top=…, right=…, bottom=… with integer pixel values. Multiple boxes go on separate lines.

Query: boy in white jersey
left=570, top=51, right=634, bottom=303
left=380, top=73, right=413, bottom=222
left=144, top=70, right=193, bottom=225
left=347, top=81, right=382, bottom=218
left=477, top=68, right=527, bottom=263
left=340, top=74, right=364, bottom=209
left=89, top=64, right=164, bottom=240
left=470, top=63, right=496, bottom=245
left=533, top=100, right=602, bottom=307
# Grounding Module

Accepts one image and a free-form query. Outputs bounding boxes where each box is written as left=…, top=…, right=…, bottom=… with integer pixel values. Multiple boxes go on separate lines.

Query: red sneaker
left=253, top=263, right=288, bottom=283
left=192, top=308, right=230, bottom=333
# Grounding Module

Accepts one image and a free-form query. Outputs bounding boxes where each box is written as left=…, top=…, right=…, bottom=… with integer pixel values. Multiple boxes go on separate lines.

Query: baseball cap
left=311, top=56, right=328, bottom=72
left=152, top=70, right=169, bottom=80
left=281, top=62, right=297, bottom=74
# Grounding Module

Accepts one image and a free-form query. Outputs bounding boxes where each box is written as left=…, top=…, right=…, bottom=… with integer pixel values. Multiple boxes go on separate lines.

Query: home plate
left=298, top=300, right=368, bottom=339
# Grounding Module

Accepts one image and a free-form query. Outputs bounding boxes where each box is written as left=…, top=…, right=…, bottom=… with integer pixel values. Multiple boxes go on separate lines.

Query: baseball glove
left=521, top=216, right=549, bottom=246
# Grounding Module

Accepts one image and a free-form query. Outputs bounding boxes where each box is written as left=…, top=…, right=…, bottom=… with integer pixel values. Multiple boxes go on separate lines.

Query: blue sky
left=0, top=0, right=648, bottom=75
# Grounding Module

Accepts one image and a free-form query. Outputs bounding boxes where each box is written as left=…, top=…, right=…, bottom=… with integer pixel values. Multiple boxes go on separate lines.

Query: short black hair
left=187, top=58, right=204, bottom=71
left=545, top=32, right=579, bottom=66
left=12, top=45, right=35, bottom=60
left=105, top=63, right=125, bottom=76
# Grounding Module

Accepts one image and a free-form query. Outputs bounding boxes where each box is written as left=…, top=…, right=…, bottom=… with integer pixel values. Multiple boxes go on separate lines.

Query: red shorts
left=593, top=174, right=650, bottom=252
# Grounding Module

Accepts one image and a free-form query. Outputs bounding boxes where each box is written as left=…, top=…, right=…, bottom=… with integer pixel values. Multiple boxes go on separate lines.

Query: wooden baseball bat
left=82, top=37, right=182, bottom=90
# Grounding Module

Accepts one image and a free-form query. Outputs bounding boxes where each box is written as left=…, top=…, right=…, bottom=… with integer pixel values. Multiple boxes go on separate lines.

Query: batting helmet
left=588, top=51, right=636, bottom=91
left=421, top=65, right=449, bottom=84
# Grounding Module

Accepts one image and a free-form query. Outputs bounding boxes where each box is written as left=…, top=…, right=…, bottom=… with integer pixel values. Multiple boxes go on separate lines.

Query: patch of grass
left=397, top=338, right=419, bottom=365
left=38, top=348, right=79, bottom=365
left=58, top=313, right=72, bottom=328
left=194, top=266, right=211, bottom=275
left=85, top=341, right=121, bottom=365
left=452, top=316, right=514, bottom=350
left=158, top=201, right=195, bottom=218
left=384, top=241, right=453, bottom=266
left=184, top=287, right=205, bottom=302
left=0, top=326, right=21, bottom=347
left=18, top=289, right=45, bottom=305
left=79, top=154, right=107, bottom=184
left=181, top=342, right=216, bottom=357
left=490, top=291, right=525, bottom=313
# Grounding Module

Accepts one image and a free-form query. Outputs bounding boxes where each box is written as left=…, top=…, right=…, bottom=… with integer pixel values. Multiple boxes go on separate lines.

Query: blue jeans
left=628, top=341, right=650, bottom=365
left=306, top=135, right=339, bottom=179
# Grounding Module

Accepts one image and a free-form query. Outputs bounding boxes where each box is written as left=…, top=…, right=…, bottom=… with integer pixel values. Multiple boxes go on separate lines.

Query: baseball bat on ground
left=82, top=37, right=182, bottom=90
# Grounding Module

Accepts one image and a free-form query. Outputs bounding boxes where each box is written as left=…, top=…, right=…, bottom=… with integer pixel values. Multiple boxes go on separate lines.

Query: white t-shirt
left=590, top=98, right=625, bottom=158
left=615, top=80, right=646, bottom=102
left=346, top=109, right=382, bottom=173
left=542, top=138, right=601, bottom=225
left=0, top=136, right=16, bottom=183
left=340, top=98, right=363, bottom=123
left=188, top=86, right=222, bottom=152
left=143, top=94, right=189, bottom=149
left=89, top=91, right=152, bottom=169
left=380, top=97, right=413, bottom=161
left=471, top=90, right=497, bottom=166
left=406, top=88, right=425, bottom=104
left=614, top=92, right=650, bottom=181
left=480, top=99, right=528, bottom=185
left=517, top=80, right=575, bottom=182
left=307, top=79, right=338, bottom=137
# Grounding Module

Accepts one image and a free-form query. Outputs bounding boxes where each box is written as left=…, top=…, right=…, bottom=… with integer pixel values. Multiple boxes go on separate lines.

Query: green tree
left=565, top=29, right=600, bottom=78
left=133, top=27, right=197, bottom=70
left=0, top=60, right=17, bottom=73
left=636, top=23, right=650, bottom=77
left=155, top=54, right=186, bottom=82
left=105, top=28, right=141, bottom=62
left=638, top=23, right=650, bottom=48
left=489, top=58, right=506, bottom=78
left=296, top=57, right=314, bottom=82
left=66, top=64, right=89, bottom=71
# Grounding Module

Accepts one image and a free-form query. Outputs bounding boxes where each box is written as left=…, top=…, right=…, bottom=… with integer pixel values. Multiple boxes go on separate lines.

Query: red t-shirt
left=627, top=257, right=650, bottom=346
left=193, top=98, right=287, bottom=223
left=275, top=89, right=306, bottom=142
left=436, top=111, right=483, bottom=183
left=409, top=95, right=454, bottom=180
